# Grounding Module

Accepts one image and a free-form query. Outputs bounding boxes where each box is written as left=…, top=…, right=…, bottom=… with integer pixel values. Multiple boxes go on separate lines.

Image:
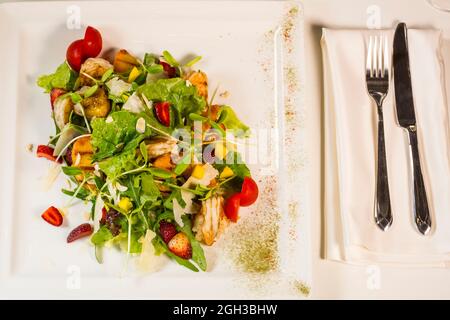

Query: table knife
left=393, top=22, right=432, bottom=235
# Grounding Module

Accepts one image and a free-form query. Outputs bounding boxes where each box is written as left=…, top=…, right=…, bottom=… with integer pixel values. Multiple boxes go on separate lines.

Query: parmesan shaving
left=136, top=229, right=167, bottom=273
left=42, top=164, right=61, bottom=191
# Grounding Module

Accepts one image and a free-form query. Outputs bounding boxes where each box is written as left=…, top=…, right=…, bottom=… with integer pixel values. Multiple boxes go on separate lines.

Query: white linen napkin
left=322, top=28, right=450, bottom=266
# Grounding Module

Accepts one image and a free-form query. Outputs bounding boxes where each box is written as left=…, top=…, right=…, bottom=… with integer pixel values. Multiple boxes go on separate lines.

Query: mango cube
left=191, top=165, right=205, bottom=179
left=220, top=166, right=234, bottom=179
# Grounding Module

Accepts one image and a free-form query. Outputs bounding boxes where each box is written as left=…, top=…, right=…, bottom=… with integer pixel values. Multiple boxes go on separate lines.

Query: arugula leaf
left=37, top=61, right=77, bottom=93
left=184, top=56, right=202, bottom=67
left=143, top=53, right=164, bottom=74
left=61, top=187, right=91, bottom=201
left=91, top=226, right=114, bottom=246
left=84, top=84, right=99, bottom=98
left=149, top=168, right=174, bottom=179
left=181, top=216, right=207, bottom=271
left=141, top=173, right=161, bottom=199
left=139, top=141, right=148, bottom=164
left=162, top=50, right=179, bottom=67
left=153, top=236, right=199, bottom=272
left=137, top=78, right=206, bottom=126
left=174, top=163, right=189, bottom=176
left=91, top=110, right=143, bottom=160
left=101, top=68, right=114, bottom=82
left=216, top=106, right=250, bottom=137
left=61, top=166, right=83, bottom=176
left=138, top=111, right=172, bottom=135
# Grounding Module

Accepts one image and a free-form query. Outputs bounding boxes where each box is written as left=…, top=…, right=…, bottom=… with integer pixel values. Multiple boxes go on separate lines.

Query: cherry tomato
left=239, top=177, right=259, bottom=207
left=224, top=193, right=241, bottom=222
left=154, top=101, right=171, bottom=127
left=66, top=39, right=86, bottom=72
left=50, top=88, right=66, bottom=109
left=83, top=26, right=102, bottom=58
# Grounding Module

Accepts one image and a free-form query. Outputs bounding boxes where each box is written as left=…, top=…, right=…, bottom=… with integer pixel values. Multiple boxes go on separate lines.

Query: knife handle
left=375, top=113, right=393, bottom=231
left=407, top=127, right=432, bottom=235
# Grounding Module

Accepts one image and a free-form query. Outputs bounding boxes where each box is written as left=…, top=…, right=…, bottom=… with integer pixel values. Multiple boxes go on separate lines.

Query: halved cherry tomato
left=66, top=39, right=86, bottom=72
left=41, top=206, right=63, bottom=227
left=83, top=26, right=102, bottom=58
left=154, top=101, right=171, bottom=127
left=50, top=88, right=66, bottom=109
left=239, top=177, right=259, bottom=207
left=224, top=193, right=241, bottom=222
left=36, top=145, right=62, bottom=163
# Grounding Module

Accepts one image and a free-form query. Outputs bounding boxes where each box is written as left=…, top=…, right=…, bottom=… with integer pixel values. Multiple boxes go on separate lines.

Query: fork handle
left=375, top=108, right=393, bottom=231
left=407, top=127, right=432, bottom=235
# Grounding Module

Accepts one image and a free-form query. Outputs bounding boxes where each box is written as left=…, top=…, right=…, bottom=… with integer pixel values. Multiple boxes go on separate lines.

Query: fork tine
left=372, top=35, right=377, bottom=77
left=367, top=36, right=373, bottom=76
left=383, top=36, right=389, bottom=78
left=378, top=35, right=383, bottom=78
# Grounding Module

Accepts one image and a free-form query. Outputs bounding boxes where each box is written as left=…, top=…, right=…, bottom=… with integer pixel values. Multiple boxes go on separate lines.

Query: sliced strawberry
left=159, top=220, right=178, bottom=244
left=160, top=61, right=177, bottom=78
left=50, top=88, right=66, bottom=109
left=168, top=232, right=192, bottom=259
left=67, top=223, right=93, bottom=243
left=36, top=145, right=62, bottom=163
left=154, top=101, right=171, bottom=127
left=41, top=206, right=63, bottom=227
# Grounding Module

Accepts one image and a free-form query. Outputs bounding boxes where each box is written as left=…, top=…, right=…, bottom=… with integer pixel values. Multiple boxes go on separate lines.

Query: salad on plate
left=35, top=26, right=258, bottom=272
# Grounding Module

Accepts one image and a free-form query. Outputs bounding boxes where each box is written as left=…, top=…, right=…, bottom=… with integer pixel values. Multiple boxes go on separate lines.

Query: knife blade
left=393, top=22, right=432, bottom=235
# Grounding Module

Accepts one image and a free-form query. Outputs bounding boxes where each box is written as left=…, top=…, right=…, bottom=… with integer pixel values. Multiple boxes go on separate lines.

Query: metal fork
left=366, top=35, right=393, bottom=231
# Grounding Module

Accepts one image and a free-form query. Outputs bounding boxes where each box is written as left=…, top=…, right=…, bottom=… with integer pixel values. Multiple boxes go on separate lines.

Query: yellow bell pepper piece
left=191, top=165, right=205, bottom=179
left=128, top=66, right=141, bottom=83
left=118, top=197, right=133, bottom=212
left=220, top=166, right=234, bottom=179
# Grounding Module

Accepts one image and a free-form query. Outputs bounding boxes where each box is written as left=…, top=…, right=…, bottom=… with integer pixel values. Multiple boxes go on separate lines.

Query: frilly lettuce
left=37, top=61, right=77, bottom=93
left=216, top=106, right=250, bottom=137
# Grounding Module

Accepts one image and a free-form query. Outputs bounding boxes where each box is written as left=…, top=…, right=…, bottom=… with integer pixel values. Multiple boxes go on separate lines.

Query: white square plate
left=0, top=0, right=310, bottom=299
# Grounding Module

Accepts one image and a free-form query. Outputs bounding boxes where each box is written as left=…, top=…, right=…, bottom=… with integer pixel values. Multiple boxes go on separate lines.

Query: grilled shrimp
left=146, top=137, right=177, bottom=159
left=79, top=58, right=113, bottom=86
left=193, top=196, right=229, bottom=246
left=80, top=87, right=111, bottom=119
left=185, top=71, right=208, bottom=99
left=53, top=97, right=73, bottom=130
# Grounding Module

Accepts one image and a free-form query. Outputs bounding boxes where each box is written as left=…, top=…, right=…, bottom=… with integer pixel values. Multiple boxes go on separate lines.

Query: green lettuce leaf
left=91, top=226, right=114, bottom=246
left=37, top=61, right=77, bottom=93
left=216, top=106, right=250, bottom=137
